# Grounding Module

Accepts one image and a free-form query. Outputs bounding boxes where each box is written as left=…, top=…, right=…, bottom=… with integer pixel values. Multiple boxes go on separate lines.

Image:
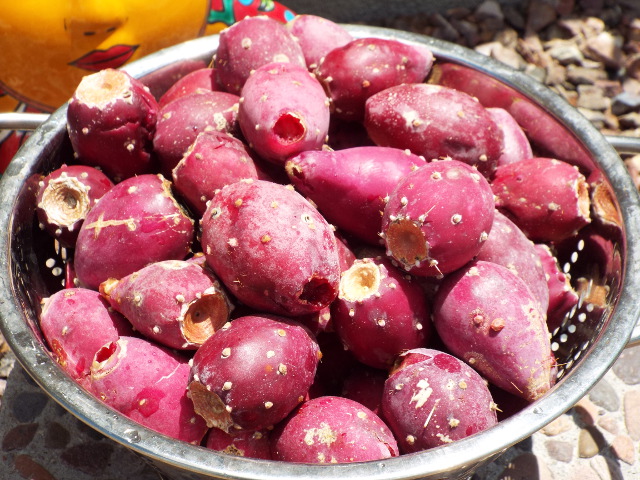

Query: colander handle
left=0, top=112, right=51, bottom=131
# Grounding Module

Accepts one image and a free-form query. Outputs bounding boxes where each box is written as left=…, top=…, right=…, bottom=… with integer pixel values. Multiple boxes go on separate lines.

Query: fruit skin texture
left=381, top=348, right=498, bottom=454
left=200, top=179, right=340, bottom=317
left=491, top=157, right=591, bottom=242
left=204, top=427, right=272, bottom=460
left=214, top=15, right=306, bottom=95
left=270, top=395, right=399, bottom=463
left=74, top=174, right=194, bottom=291
left=39, top=288, right=133, bottom=385
left=158, top=67, right=219, bottom=108
left=36, top=164, right=114, bottom=249
left=315, top=37, right=434, bottom=122
left=432, top=260, right=556, bottom=402
left=67, top=68, right=159, bottom=182
left=475, top=210, right=550, bottom=313
left=286, top=146, right=426, bottom=245
left=381, top=159, right=495, bottom=277
left=153, top=90, right=241, bottom=177
left=486, top=107, right=533, bottom=167
left=188, top=314, right=321, bottom=432
left=89, top=336, right=209, bottom=444
left=331, top=256, right=432, bottom=369
left=364, top=83, right=503, bottom=178
left=238, top=62, right=330, bottom=165
left=172, top=131, right=260, bottom=218
left=285, top=14, right=354, bottom=70
left=99, top=259, right=233, bottom=350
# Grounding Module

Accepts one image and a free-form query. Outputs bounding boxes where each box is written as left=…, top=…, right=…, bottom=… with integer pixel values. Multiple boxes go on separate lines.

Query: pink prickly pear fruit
left=315, top=38, right=434, bottom=122
left=188, top=314, right=321, bottom=432
left=327, top=117, right=375, bottom=150
left=475, top=210, right=550, bottom=313
left=491, top=157, right=591, bottom=242
left=39, top=288, right=133, bottom=384
left=158, top=67, right=219, bottom=108
left=285, top=14, right=354, bottom=70
left=341, top=364, right=387, bottom=415
left=286, top=146, right=426, bottom=245
left=153, top=90, right=241, bottom=176
left=89, top=336, right=208, bottom=444
left=309, top=332, right=359, bottom=398
left=331, top=256, right=432, bottom=369
left=381, top=159, right=495, bottom=277
left=433, top=260, right=556, bottom=402
left=486, top=107, right=533, bottom=167
left=214, top=16, right=306, bottom=95
left=36, top=164, right=114, bottom=248
left=99, top=259, right=233, bottom=350
left=534, top=243, right=579, bottom=333
left=381, top=348, right=498, bottom=453
left=200, top=179, right=340, bottom=317
left=172, top=131, right=260, bottom=218
left=74, top=174, right=194, bottom=290
left=364, top=83, right=504, bottom=178
left=238, top=62, right=330, bottom=165
left=67, top=68, right=159, bottom=182
left=205, top=427, right=272, bottom=460
left=270, top=396, right=399, bottom=463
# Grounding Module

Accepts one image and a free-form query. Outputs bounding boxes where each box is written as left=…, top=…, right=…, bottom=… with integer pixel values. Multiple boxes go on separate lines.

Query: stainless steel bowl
left=1, top=25, right=640, bottom=480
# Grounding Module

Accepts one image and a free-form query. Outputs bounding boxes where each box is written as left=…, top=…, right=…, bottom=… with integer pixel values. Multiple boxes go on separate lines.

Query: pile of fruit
left=35, top=14, right=594, bottom=463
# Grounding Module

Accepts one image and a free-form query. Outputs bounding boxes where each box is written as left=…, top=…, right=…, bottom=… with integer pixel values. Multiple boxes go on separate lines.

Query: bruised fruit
left=381, top=159, right=495, bottom=277
left=433, top=260, right=556, bottom=402
left=36, top=164, right=114, bottom=248
left=188, top=314, right=321, bottom=432
left=270, top=395, right=399, bottom=463
left=67, top=68, right=159, bottom=182
left=74, top=174, right=194, bottom=290
left=200, top=179, right=340, bottom=317
left=382, top=348, right=498, bottom=453
left=100, top=260, right=233, bottom=350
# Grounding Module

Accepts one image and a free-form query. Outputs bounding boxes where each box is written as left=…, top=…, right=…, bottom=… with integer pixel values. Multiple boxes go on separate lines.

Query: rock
left=578, top=427, right=606, bottom=458
left=590, top=455, right=625, bottom=480
left=597, top=414, right=620, bottom=435
left=610, top=434, right=636, bottom=465
left=566, top=65, right=608, bottom=85
left=496, top=452, right=554, bottom=480
left=545, top=439, right=574, bottom=462
left=577, top=84, right=611, bottom=110
left=526, top=1, right=558, bottom=33
left=568, top=462, right=601, bottom=480
left=583, top=31, right=625, bottom=69
left=542, top=415, right=574, bottom=436
left=475, top=0, right=504, bottom=21
left=588, top=377, right=620, bottom=412
left=619, top=112, right=640, bottom=129
left=611, top=91, right=640, bottom=115
left=623, top=390, right=640, bottom=440
left=547, top=40, right=585, bottom=65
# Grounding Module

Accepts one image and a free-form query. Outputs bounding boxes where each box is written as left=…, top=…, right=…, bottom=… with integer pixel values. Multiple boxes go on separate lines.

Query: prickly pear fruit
left=270, top=396, right=399, bottom=463
left=315, top=38, right=434, bottom=122
left=286, top=14, right=353, bottom=70
left=200, top=179, right=340, bottom=317
left=381, top=348, right=498, bottom=453
left=364, top=83, right=504, bottom=178
left=214, top=16, right=306, bottom=94
left=475, top=210, right=550, bottom=313
left=286, top=146, right=426, bottom=245
left=433, top=260, right=556, bottom=402
left=74, top=174, right=194, bottom=290
left=100, top=259, right=233, bottom=350
left=39, top=288, right=133, bottom=384
left=534, top=243, right=579, bottom=333
left=36, top=164, right=114, bottom=248
left=331, top=256, right=432, bottom=369
left=238, top=62, right=330, bottom=165
left=341, top=364, right=387, bottom=415
left=67, top=68, right=159, bottom=182
left=205, top=427, right=272, bottom=459
left=491, top=157, right=591, bottom=242
left=188, top=314, right=321, bottom=432
left=172, top=131, right=260, bottom=217
left=486, top=107, right=533, bottom=167
left=159, top=67, right=219, bottom=108
left=381, top=159, right=495, bottom=277
left=89, top=336, right=208, bottom=444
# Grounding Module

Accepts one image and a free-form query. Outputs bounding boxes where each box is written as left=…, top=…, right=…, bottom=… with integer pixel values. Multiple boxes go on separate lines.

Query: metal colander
left=1, top=25, right=640, bottom=480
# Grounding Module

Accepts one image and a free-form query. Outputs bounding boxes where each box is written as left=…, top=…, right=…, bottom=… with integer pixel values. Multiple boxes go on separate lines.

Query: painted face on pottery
left=0, top=0, right=209, bottom=111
